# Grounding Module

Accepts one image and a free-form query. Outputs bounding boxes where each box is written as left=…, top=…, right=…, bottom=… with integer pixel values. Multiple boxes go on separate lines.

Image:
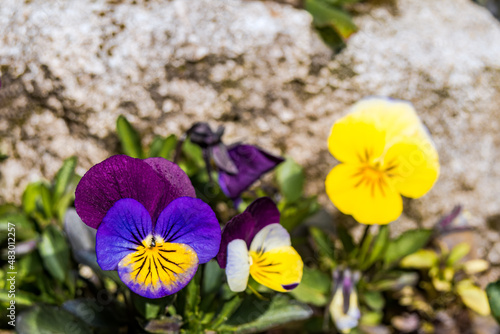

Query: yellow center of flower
left=119, top=235, right=198, bottom=290
left=352, top=157, right=399, bottom=198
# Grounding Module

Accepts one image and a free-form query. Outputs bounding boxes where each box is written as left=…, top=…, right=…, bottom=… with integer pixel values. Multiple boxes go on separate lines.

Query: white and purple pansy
left=216, top=197, right=303, bottom=292
left=75, top=155, right=221, bottom=299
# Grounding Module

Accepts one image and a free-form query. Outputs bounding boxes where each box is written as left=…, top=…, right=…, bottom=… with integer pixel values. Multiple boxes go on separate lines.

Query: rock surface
left=1, top=0, right=500, bottom=245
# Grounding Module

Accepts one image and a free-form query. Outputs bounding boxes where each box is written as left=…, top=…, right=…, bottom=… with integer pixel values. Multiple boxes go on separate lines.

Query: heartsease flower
left=329, top=269, right=361, bottom=334
left=75, top=155, right=221, bottom=298
left=325, top=97, right=440, bottom=224
left=216, top=197, right=303, bottom=292
left=181, top=122, right=284, bottom=201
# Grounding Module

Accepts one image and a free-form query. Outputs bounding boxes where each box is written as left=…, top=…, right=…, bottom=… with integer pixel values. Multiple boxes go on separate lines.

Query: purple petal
left=155, top=197, right=221, bottom=264
left=96, top=198, right=153, bottom=270
left=218, top=145, right=284, bottom=199
left=144, top=157, right=197, bottom=202
left=211, top=144, right=238, bottom=174
left=75, top=155, right=166, bottom=229
left=217, top=197, right=280, bottom=268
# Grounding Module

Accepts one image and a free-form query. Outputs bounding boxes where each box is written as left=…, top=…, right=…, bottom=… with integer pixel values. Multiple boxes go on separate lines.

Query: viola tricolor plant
left=75, top=155, right=221, bottom=298
left=330, top=269, right=361, bottom=334
left=181, top=122, right=284, bottom=201
left=325, top=98, right=440, bottom=224
left=217, top=197, right=303, bottom=292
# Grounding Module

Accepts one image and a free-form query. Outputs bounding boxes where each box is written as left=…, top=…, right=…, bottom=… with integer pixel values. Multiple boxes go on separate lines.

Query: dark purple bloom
left=75, top=155, right=220, bottom=298
left=218, top=144, right=284, bottom=200
left=179, top=123, right=284, bottom=201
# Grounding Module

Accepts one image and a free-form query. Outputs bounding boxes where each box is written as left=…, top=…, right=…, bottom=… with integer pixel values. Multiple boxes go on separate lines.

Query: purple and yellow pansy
left=75, top=155, right=221, bottom=298
left=217, top=198, right=303, bottom=292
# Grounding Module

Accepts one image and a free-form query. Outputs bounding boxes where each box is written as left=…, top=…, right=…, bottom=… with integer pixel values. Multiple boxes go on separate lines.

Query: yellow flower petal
left=325, top=163, right=402, bottom=224
left=383, top=139, right=439, bottom=198
left=329, top=98, right=429, bottom=164
left=249, top=246, right=303, bottom=292
left=328, top=115, right=386, bottom=164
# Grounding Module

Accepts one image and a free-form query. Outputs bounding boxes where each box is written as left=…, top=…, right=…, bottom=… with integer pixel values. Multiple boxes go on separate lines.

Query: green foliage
left=305, top=0, right=360, bottom=49
left=487, top=280, right=500, bottom=324
left=116, top=115, right=144, bottom=158
left=291, top=267, right=331, bottom=306
left=149, top=134, right=178, bottom=160
left=17, top=305, right=92, bottom=334
left=21, top=156, right=80, bottom=223
left=276, top=157, right=304, bottom=203
left=39, top=225, right=70, bottom=283
left=384, top=229, right=433, bottom=266
left=219, top=295, right=313, bottom=333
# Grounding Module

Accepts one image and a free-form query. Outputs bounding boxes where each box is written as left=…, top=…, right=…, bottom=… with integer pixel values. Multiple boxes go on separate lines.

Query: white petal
left=226, top=239, right=250, bottom=292
left=250, top=223, right=291, bottom=253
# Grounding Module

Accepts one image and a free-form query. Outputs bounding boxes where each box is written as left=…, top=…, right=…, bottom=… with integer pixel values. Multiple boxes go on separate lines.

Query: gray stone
left=1, top=0, right=500, bottom=250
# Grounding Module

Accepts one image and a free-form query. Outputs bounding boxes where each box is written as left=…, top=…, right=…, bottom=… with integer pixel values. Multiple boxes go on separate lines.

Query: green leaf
left=291, top=267, right=331, bottom=306
left=309, top=227, right=335, bottom=260
left=63, top=298, right=127, bottom=328
left=0, top=213, right=36, bottom=242
left=363, top=225, right=390, bottom=269
left=132, top=293, right=174, bottom=320
left=0, top=289, right=39, bottom=306
left=53, top=156, right=77, bottom=203
left=363, top=291, right=385, bottom=311
left=463, top=259, right=489, bottom=275
left=150, top=134, right=178, bottom=160
left=178, top=138, right=205, bottom=176
left=358, top=230, right=374, bottom=267
left=276, top=158, right=304, bottom=203
left=221, top=295, right=313, bottom=333
left=39, top=225, right=70, bottom=282
left=305, top=0, right=358, bottom=40
left=487, top=280, right=500, bottom=324
left=446, top=242, right=470, bottom=266
left=400, top=249, right=439, bottom=269
left=202, top=260, right=225, bottom=296
left=370, top=271, right=419, bottom=291
left=22, top=182, right=42, bottom=216
left=210, top=295, right=243, bottom=329
left=142, top=316, right=183, bottom=333
left=338, top=226, right=355, bottom=253
left=360, top=311, right=383, bottom=326
left=18, top=251, right=44, bottom=283
left=457, top=280, right=490, bottom=316
left=384, top=229, right=433, bottom=266
left=17, top=305, right=91, bottom=334
left=116, top=115, right=144, bottom=158
left=39, top=183, right=53, bottom=219
left=280, top=197, right=319, bottom=231
left=55, top=192, right=75, bottom=223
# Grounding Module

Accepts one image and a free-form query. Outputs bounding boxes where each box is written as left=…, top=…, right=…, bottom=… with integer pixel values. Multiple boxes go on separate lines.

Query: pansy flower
left=180, top=122, right=284, bottom=201
left=75, top=155, right=221, bottom=298
left=329, top=269, right=360, bottom=334
left=325, top=98, right=440, bottom=224
left=216, top=197, right=303, bottom=292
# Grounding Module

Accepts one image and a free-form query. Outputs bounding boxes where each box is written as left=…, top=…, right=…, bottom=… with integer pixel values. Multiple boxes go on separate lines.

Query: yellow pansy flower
left=325, top=98, right=440, bottom=224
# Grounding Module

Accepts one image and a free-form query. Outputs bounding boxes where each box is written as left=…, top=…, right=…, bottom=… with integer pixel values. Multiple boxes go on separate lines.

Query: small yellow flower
left=325, top=98, right=440, bottom=224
